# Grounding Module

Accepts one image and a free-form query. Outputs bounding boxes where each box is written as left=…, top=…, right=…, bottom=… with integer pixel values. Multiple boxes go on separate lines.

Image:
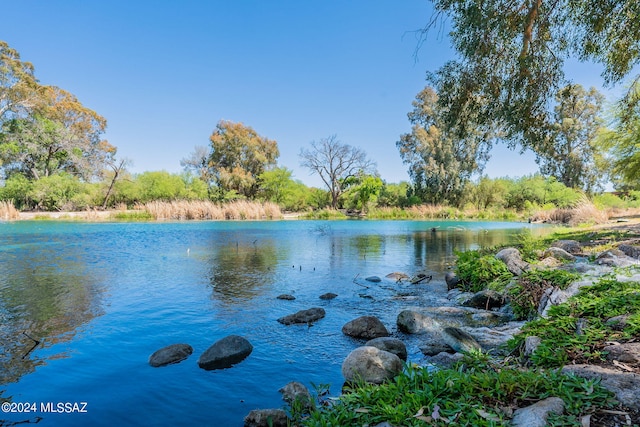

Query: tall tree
left=208, top=120, right=279, bottom=199
left=0, top=41, right=40, bottom=128
left=299, top=135, right=375, bottom=209
left=599, top=79, right=640, bottom=189
left=421, top=1, right=640, bottom=151
left=536, top=84, right=605, bottom=191
left=397, top=87, right=490, bottom=205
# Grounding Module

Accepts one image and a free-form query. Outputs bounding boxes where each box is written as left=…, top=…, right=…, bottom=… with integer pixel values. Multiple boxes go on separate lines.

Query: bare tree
left=299, top=135, right=375, bottom=209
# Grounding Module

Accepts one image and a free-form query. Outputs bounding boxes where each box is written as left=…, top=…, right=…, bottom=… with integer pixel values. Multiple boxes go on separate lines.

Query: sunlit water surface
left=0, top=220, right=549, bottom=426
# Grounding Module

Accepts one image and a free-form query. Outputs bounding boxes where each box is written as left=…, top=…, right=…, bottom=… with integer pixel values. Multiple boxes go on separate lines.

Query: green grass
left=454, top=249, right=513, bottom=293
left=510, top=273, right=640, bottom=367
left=110, top=211, right=154, bottom=221
left=508, top=269, right=581, bottom=320
left=301, top=359, right=615, bottom=426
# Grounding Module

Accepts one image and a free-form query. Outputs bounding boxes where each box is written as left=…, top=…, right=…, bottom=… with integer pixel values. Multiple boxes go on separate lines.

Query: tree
left=536, top=84, right=605, bottom=191
left=207, top=120, right=279, bottom=199
left=396, top=87, right=490, bottom=206
left=342, top=173, right=383, bottom=213
left=0, top=41, right=40, bottom=129
left=599, top=79, right=640, bottom=189
left=181, top=145, right=213, bottom=196
left=421, top=1, right=640, bottom=153
left=299, top=135, right=375, bottom=209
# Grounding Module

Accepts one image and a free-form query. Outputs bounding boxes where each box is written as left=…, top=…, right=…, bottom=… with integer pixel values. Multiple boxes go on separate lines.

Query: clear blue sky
left=1, top=1, right=626, bottom=187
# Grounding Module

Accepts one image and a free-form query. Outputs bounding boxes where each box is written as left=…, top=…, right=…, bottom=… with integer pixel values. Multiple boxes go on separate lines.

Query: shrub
left=508, top=269, right=580, bottom=320
left=454, top=250, right=513, bottom=293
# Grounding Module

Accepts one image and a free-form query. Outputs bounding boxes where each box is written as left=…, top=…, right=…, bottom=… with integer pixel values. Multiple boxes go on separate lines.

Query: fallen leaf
left=415, top=416, right=433, bottom=423
left=612, top=360, right=635, bottom=372
left=432, top=404, right=441, bottom=420
left=476, top=409, right=501, bottom=422
left=413, top=407, right=427, bottom=417
left=355, top=408, right=370, bottom=413
left=581, top=414, right=591, bottom=427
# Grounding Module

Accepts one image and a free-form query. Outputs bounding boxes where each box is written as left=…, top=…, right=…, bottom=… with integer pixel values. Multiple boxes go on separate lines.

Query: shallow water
left=0, top=220, right=548, bottom=426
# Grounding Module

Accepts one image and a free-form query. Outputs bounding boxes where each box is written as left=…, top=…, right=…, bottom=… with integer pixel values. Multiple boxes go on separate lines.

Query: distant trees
left=0, top=41, right=115, bottom=183
left=536, top=84, right=605, bottom=191
left=397, top=86, right=490, bottom=206
left=299, top=135, right=376, bottom=209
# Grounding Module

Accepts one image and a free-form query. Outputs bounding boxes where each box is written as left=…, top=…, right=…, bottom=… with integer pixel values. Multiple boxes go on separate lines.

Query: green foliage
left=0, top=174, right=32, bottom=209
left=341, top=173, right=383, bottom=213
left=510, top=274, right=640, bottom=367
left=509, top=269, right=580, bottom=320
left=454, top=250, right=513, bottom=293
left=377, top=181, right=412, bottom=207
left=136, top=171, right=187, bottom=202
left=504, top=175, right=582, bottom=211
left=302, top=363, right=614, bottom=426
left=28, top=173, right=83, bottom=211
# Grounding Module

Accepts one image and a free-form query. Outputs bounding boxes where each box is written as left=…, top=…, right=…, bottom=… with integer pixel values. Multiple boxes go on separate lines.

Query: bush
left=0, top=174, right=33, bottom=209
left=454, top=250, right=513, bottom=293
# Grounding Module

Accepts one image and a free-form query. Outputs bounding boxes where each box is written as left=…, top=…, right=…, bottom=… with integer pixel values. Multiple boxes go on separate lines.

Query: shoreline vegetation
left=2, top=198, right=639, bottom=225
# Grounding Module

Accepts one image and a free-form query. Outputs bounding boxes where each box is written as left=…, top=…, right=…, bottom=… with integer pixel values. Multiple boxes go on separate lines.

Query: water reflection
left=207, top=239, right=282, bottom=302
left=0, top=231, right=104, bottom=386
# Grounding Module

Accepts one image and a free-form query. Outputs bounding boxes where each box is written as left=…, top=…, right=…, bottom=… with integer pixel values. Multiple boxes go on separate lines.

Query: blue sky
left=1, top=1, right=627, bottom=187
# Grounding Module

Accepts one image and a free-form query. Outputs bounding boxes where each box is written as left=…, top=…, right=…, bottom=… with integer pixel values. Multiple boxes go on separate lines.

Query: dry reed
left=531, top=197, right=608, bottom=226
left=141, top=200, right=282, bottom=220
left=0, top=200, right=19, bottom=220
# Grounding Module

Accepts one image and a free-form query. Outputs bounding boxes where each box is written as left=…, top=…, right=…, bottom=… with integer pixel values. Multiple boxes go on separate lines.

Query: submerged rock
left=342, top=346, right=403, bottom=384
left=279, top=381, right=314, bottom=411
left=342, top=316, right=389, bottom=339
left=277, top=294, right=295, bottom=300
left=148, top=343, right=193, bottom=367
left=198, top=335, right=253, bottom=370
left=385, top=272, right=409, bottom=281
left=319, top=292, right=337, bottom=300
left=365, top=276, right=382, bottom=282
left=244, top=409, right=288, bottom=427
left=277, top=307, right=326, bottom=325
left=461, top=289, right=504, bottom=310
left=444, top=272, right=460, bottom=290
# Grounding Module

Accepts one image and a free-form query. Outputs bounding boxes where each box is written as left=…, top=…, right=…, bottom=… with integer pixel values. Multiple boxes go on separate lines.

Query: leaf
left=354, top=408, right=370, bottom=413
left=581, top=414, right=591, bottom=427
left=415, top=416, right=433, bottom=423
left=431, top=404, right=441, bottom=420
left=476, top=409, right=501, bottom=422
left=413, top=406, right=427, bottom=417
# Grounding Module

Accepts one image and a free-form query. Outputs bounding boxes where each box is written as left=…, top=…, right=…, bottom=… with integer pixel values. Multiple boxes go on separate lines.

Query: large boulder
left=397, top=306, right=508, bottom=334
left=198, top=335, right=253, bottom=370
left=342, top=316, right=389, bottom=339
left=618, top=244, right=640, bottom=259
left=444, top=272, right=460, bottom=290
left=543, top=247, right=576, bottom=262
left=461, top=289, right=505, bottom=310
left=148, top=343, right=193, bottom=367
left=342, top=346, right=403, bottom=384
left=512, top=397, right=565, bottom=427
left=277, top=307, right=326, bottom=325
left=495, top=247, right=529, bottom=275
left=244, top=409, right=288, bottom=427
left=365, top=337, right=408, bottom=361
left=551, top=240, right=582, bottom=254
left=604, top=343, right=640, bottom=367
left=562, top=364, right=640, bottom=410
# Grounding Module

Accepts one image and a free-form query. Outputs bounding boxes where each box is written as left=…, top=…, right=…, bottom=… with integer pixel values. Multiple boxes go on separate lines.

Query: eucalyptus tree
left=536, top=84, right=605, bottom=191
left=421, top=0, right=640, bottom=152
left=397, top=86, right=491, bottom=206
left=299, top=135, right=376, bottom=209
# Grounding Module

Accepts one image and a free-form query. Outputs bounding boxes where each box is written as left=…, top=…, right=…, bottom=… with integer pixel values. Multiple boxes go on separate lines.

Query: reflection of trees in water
left=351, top=235, right=385, bottom=259
left=0, top=240, right=104, bottom=386
left=208, top=239, right=282, bottom=302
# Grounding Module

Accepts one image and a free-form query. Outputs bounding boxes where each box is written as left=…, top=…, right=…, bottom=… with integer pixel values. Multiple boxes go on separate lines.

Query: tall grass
left=0, top=200, right=19, bottom=220
left=139, top=200, right=282, bottom=220
left=530, top=197, right=608, bottom=225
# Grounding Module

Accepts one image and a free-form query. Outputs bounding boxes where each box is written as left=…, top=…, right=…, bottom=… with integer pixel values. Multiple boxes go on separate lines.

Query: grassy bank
left=293, top=224, right=640, bottom=427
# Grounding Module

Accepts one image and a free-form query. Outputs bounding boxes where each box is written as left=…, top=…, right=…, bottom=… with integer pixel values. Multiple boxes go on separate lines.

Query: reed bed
left=531, top=198, right=609, bottom=226
left=0, top=200, right=19, bottom=220
left=140, top=200, right=282, bottom=220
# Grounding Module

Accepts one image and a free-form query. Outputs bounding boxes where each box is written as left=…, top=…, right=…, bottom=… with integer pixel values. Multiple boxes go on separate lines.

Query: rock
left=461, top=289, right=504, bottom=309
left=428, top=351, right=464, bottom=368
left=198, top=335, right=253, bottom=370
left=244, top=409, right=289, bottom=427
left=441, top=327, right=481, bottom=353
left=342, top=346, right=403, bottom=384
left=618, top=244, right=640, bottom=259
left=342, top=316, right=389, bottom=339
left=606, top=314, right=630, bottom=331
left=511, top=397, right=565, bottom=427
left=536, top=257, right=564, bottom=268
left=277, top=294, right=295, bottom=300
left=551, top=240, right=582, bottom=254
left=397, top=309, right=441, bottom=334
left=386, top=272, right=409, bottom=281
left=538, top=278, right=596, bottom=317
left=495, top=247, right=529, bottom=275
left=319, top=292, right=337, bottom=300
left=279, top=381, right=314, bottom=411
left=604, top=343, right=640, bottom=367
left=543, top=247, right=576, bottom=261
left=562, top=364, right=640, bottom=410
left=277, top=307, right=326, bottom=325
left=444, top=271, right=460, bottom=290
left=365, top=276, right=382, bottom=282
left=397, top=307, right=509, bottom=335
left=595, top=250, right=639, bottom=268
left=148, top=343, right=193, bottom=367
left=365, top=337, right=408, bottom=361
left=524, top=336, right=542, bottom=357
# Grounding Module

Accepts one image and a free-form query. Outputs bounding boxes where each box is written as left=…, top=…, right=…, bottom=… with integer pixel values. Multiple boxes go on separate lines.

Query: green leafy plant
left=509, top=269, right=580, bottom=320
left=455, top=250, right=513, bottom=293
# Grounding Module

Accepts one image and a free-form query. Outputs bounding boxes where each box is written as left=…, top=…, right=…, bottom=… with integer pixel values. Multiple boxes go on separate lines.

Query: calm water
left=0, top=220, right=547, bottom=426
